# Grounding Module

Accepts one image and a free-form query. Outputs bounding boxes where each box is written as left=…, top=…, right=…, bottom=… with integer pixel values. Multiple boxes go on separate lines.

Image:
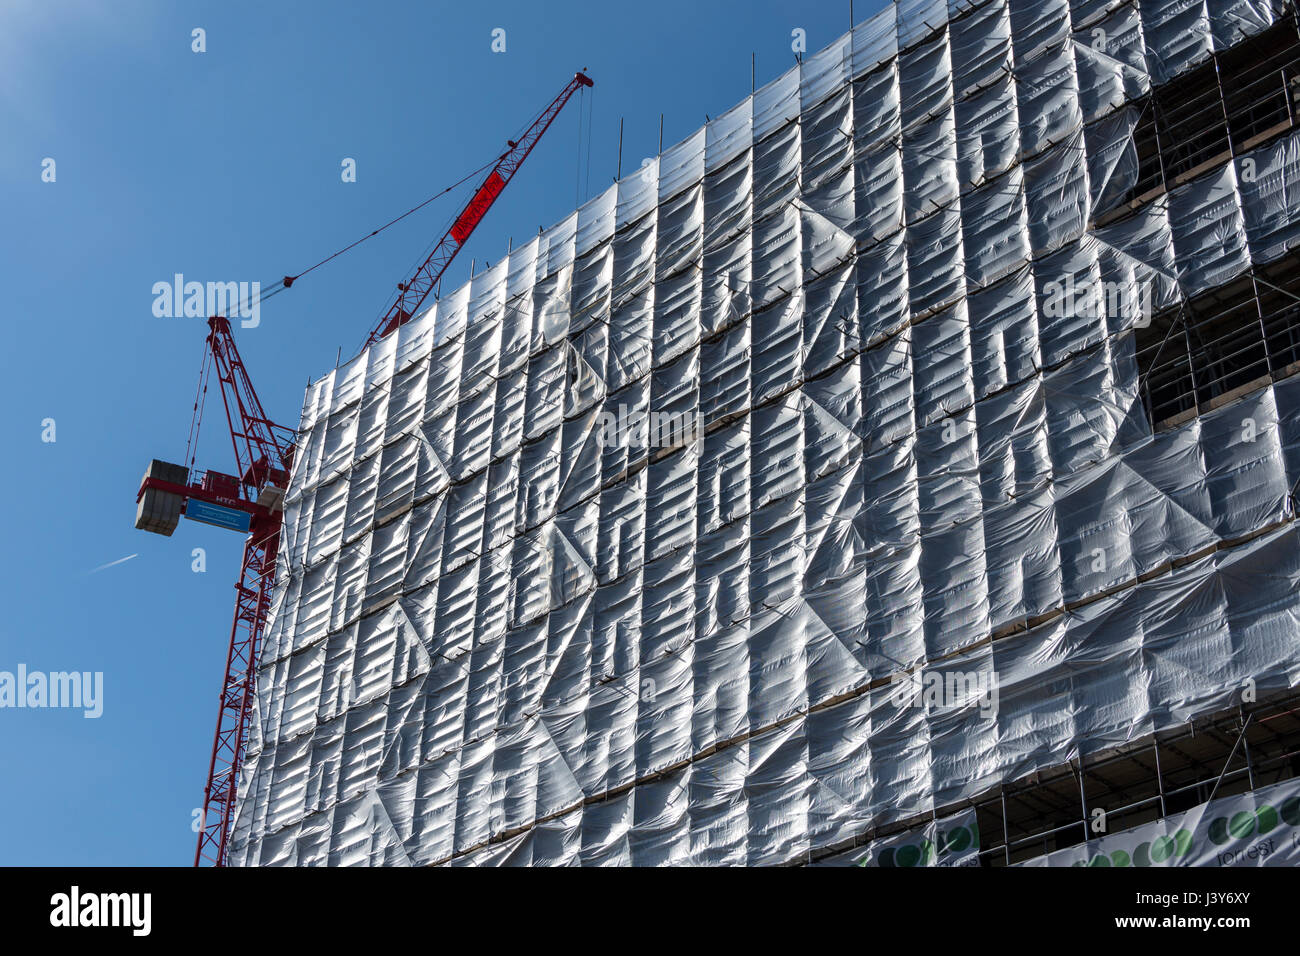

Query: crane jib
left=451, top=170, right=507, bottom=245
left=367, top=71, right=592, bottom=347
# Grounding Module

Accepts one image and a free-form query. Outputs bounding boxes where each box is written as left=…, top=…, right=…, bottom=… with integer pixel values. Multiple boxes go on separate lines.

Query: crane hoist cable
left=214, top=153, right=501, bottom=320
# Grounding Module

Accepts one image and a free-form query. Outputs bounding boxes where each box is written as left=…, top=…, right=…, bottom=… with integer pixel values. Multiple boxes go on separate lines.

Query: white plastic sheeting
left=229, top=0, right=1300, bottom=866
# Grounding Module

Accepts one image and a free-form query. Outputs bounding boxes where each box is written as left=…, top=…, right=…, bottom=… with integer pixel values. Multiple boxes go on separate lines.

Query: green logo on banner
left=1088, top=829, right=1192, bottom=867
left=861, top=821, right=980, bottom=866
left=1208, top=802, right=1297, bottom=846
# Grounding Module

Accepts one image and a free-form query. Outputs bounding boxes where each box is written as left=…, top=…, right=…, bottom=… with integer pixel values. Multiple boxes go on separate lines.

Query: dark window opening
left=1108, top=13, right=1300, bottom=220
left=1137, top=248, right=1300, bottom=428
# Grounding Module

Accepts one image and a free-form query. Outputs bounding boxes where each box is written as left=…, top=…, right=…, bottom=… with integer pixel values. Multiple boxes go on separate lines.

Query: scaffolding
left=229, top=0, right=1300, bottom=866
left=810, top=688, right=1300, bottom=865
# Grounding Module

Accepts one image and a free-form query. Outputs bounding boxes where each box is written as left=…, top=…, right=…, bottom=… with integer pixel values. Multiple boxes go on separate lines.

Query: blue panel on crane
left=185, top=498, right=251, bottom=533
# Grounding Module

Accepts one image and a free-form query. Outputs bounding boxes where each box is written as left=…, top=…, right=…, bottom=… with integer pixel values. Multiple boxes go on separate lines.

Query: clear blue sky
left=0, top=0, right=875, bottom=864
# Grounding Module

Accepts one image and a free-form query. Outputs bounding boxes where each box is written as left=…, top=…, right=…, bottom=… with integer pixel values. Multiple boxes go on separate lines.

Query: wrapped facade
left=231, top=0, right=1300, bottom=865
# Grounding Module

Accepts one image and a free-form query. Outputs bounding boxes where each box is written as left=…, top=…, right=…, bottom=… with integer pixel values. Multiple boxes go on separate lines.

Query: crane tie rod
left=222, top=153, right=505, bottom=317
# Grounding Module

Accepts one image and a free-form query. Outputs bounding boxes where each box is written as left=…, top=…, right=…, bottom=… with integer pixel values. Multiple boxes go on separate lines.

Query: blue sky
left=0, top=0, right=874, bottom=864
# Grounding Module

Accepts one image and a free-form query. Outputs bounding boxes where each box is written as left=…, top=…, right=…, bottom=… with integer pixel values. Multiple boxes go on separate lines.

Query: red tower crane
left=134, top=70, right=593, bottom=866
left=135, top=315, right=295, bottom=866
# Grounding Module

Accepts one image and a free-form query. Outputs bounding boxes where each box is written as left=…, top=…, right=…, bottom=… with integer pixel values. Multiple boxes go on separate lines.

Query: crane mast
left=192, top=317, right=295, bottom=867
left=136, top=317, right=294, bottom=866
left=135, top=71, right=592, bottom=865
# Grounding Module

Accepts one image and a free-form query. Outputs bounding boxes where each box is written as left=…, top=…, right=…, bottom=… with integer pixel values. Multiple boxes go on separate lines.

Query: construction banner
left=1020, top=776, right=1300, bottom=867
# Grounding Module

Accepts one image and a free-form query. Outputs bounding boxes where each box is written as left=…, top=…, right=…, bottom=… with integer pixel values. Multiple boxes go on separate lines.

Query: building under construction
left=224, top=0, right=1300, bottom=865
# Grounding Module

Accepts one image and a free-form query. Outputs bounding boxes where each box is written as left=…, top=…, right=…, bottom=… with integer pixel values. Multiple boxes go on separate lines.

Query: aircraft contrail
left=90, top=553, right=138, bottom=574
